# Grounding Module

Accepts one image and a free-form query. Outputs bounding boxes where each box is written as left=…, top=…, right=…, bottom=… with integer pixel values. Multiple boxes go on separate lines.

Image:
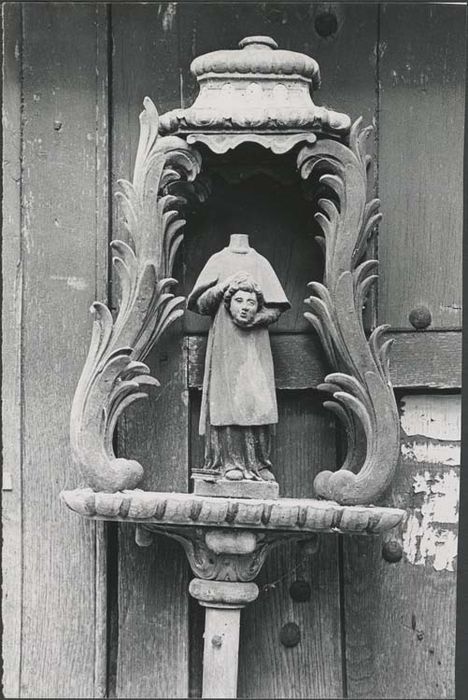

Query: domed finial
left=238, top=36, right=278, bottom=50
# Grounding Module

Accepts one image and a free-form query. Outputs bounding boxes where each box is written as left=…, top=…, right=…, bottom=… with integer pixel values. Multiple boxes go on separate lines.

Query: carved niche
left=68, top=35, right=400, bottom=508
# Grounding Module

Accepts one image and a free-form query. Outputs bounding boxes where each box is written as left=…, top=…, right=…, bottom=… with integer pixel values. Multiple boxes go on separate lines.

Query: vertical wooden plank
left=344, top=394, right=460, bottom=698
left=2, top=4, right=23, bottom=697
left=343, top=6, right=463, bottom=696
left=378, top=3, right=465, bottom=329
left=20, top=4, right=108, bottom=697
left=111, top=4, right=190, bottom=697
left=94, top=9, right=110, bottom=697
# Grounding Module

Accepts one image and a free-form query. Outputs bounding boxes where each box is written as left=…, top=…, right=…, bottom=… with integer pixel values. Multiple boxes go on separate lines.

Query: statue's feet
left=259, top=467, right=276, bottom=482
left=224, top=468, right=244, bottom=481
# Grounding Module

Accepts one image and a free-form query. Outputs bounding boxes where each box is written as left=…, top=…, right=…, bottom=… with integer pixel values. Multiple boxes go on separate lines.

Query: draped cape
left=187, top=247, right=290, bottom=434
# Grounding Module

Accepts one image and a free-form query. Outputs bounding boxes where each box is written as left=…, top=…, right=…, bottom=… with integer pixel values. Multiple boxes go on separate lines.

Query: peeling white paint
left=401, top=441, right=460, bottom=466
left=400, top=394, right=461, bottom=441
left=402, top=470, right=459, bottom=572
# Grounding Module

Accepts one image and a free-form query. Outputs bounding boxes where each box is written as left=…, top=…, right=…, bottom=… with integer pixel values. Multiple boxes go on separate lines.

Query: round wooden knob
left=238, top=36, right=278, bottom=50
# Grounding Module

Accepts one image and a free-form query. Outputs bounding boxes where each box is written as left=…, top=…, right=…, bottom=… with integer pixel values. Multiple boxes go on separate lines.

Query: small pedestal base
left=192, top=475, right=279, bottom=499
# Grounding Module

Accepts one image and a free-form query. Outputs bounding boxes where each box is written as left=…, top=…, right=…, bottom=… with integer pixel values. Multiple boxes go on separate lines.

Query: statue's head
left=224, top=272, right=264, bottom=326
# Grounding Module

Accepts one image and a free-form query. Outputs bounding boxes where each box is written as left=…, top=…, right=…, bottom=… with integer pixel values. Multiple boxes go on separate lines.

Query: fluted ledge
left=61, top=488, right=404, bottom=535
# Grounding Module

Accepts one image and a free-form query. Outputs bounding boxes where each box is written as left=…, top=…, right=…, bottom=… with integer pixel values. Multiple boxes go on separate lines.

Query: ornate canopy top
left=191, top=36, right=321, bottom=88
left=158, top=36, right=351, bottom=142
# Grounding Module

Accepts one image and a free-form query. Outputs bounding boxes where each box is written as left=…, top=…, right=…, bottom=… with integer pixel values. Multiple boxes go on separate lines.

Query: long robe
left=187, top=246, right=290, bottom=437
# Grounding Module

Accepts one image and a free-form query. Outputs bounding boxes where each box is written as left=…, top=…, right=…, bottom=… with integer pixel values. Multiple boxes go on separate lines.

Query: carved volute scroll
left=70, top=98, right=202, bottom=492
left=298, top=121, right=400, bottom=505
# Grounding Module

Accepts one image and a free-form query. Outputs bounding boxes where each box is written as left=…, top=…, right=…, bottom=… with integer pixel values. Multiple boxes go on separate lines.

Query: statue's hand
left=220, top=272, right=248, bottom=292
left=249, top=307, right=282, bottom=328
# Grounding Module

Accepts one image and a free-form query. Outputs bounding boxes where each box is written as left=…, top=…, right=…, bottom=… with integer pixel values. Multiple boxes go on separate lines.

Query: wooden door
left=2, top=3, right=463, bottom=698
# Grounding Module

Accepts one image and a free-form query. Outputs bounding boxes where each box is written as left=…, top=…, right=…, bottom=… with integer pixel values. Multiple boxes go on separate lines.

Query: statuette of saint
left=187, top=234, right=290, bottom=492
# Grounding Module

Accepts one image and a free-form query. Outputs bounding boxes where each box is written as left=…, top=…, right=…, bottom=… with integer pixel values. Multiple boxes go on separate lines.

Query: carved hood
left=159, top=36, right=351, bottom=140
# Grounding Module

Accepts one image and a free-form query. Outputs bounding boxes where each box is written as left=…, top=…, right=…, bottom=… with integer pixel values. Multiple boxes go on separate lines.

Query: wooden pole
left=202, top=607, right=242, bottom=698
left=189, top=579, right=259, bottom=699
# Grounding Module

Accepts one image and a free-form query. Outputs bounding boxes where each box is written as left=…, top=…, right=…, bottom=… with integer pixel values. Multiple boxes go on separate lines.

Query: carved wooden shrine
left=62, top=37, right=404, bottom=699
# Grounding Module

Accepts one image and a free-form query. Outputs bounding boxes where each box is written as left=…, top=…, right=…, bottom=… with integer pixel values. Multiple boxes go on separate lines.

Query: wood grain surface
left=2, top=5, right=23, bottom=697
left=18, top=4, right=108, bottom=697
left=377, top=3, right=465, bottom=330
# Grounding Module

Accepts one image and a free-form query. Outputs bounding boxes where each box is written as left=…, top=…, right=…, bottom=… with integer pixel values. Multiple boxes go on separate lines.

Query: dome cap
left=191, top=36, right=321, bottom=90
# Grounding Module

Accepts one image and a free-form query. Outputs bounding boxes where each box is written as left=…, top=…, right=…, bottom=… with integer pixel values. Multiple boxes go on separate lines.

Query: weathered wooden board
left=2, top=5, right=23, bottom=697
left=19, top=4, right=108, bottom=697
left=344, top=394, right=460, bottom=699
left=187, top=331, right=462, bottom=390
left=387, top=331, right=461, bottom=390
left=378, top=3, right=465, bottom=330
left=111, top=4, right=190, bottom=697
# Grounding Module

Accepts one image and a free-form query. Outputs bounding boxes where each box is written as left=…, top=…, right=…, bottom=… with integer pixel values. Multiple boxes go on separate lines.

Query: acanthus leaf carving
left=70, top=98, right=202, bottom=492
left=143, top=525, right=285, bottom=582
left=298, top=118, right=400, bottom=506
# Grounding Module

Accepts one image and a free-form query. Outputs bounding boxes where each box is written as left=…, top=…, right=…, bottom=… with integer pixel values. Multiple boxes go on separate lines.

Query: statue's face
left=229, top=290, right=258, bottom=325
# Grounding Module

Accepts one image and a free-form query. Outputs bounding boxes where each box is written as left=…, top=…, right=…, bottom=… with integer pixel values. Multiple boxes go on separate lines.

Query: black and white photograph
left=2, top=1, right=465, bottom=698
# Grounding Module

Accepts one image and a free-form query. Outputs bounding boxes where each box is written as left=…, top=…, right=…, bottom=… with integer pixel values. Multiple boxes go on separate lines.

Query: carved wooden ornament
left=299, top=123, right=401, bottom=505
left=69, top=99, right=202, bottom=492
left=68, top=36, right=400, bottom=507
left=64, top=37, right=404, bottom=699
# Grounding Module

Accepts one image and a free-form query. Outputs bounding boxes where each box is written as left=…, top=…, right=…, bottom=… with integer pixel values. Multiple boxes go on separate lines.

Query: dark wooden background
left=2, top=2, right=464, bottom=698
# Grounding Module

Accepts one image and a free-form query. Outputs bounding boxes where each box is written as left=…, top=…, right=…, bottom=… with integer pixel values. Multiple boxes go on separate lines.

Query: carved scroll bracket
left=143, top=525, right=286, bottom=582
left=70, top=98, right=204, bottom=493
left=298, top=120, right=400, bottom=506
